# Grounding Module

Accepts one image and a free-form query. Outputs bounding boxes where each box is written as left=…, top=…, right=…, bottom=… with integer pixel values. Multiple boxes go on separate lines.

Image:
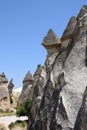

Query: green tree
left=24, top=99, right=32, bottom=116
left=16, top=99, right=32, bottom=117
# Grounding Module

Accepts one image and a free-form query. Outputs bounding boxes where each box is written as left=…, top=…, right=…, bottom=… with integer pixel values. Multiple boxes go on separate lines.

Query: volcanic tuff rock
left=28, top=5, right=87, bottom=130
left=8, top=78, right=14, bottom=96
left=17, top=71, right=33, bottom=108
left=42, top=29, right=61, bottom=56
left=74, top=87, right=87, bottom=130
left=0, top=73, right=10, bottom=111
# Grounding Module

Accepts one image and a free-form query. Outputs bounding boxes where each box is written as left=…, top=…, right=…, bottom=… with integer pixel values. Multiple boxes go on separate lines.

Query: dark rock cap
left=33, top=64, right=43, bottom=78
left=42, top=29, right=61, bottom=49
left=8, top=78, right=14, bottom=88
left=0, top=72, right=8, bottom=83
left=23, top=71, right=33, bottom=83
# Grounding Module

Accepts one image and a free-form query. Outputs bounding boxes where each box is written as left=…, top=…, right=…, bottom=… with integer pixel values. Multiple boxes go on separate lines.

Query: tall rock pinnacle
left=0, top=73, right=10, bottom=111
left=28, top=5, right=87, bottom=130
left=17, top=71, right=33, bottom=108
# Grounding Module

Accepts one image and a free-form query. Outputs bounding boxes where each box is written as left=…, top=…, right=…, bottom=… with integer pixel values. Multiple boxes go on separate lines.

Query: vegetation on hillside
left=9, top=120, right=27, bottom=130
left=16, top=99, right=32, bottom=117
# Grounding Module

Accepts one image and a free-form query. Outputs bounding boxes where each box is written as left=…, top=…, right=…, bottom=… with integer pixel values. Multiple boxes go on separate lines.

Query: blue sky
left=0, top=0, right=86, bottom=89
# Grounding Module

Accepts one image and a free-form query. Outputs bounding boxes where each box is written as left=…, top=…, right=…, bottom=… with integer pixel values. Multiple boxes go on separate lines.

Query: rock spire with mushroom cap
left=23, top=71, right=33, bottom=83
left=42, top=29, right=61, bottom=55
left=17, top=71, right=33, bottom=108
left=0, top=72, right=8, bottom=85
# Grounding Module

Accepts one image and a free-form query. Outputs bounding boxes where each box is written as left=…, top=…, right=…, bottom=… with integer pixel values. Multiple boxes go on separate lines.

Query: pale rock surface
left=74, top=87, right=87, bottom=130
left=0, top=73, right=10, bottom=111
left=28, top=5, right=87, bottom=130
left=17, top=71, right=33, bottom=108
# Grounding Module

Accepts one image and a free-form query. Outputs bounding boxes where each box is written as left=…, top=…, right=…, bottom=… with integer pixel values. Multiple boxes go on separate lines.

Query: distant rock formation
left=11, top=91, right=20, bottom=109
left=8, top=78, right=14, bottom=96
left=28, top=5, right=87, bottom=130
left=0, top=73, right=10, bottom=111
left=17, top=71, right=33, bottom=108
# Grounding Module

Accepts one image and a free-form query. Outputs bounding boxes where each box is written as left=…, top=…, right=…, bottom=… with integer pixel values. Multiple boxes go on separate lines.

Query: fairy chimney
left=8, top=78, right=14, bottom=95
left=0, top=72, right=8, bottom=87
left=17, top=71, right=33, bottom=107
left=23, top=71, right=33, bottom=87
left=0, top=72, right=10, bottom=111
left=42, top=29, right=61, bottom=55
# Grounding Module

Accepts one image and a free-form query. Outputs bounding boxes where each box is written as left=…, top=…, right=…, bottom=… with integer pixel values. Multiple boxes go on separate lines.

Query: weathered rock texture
left=42, top=29, right=61, bottom=55
left=18, top=71, right=33, bottom=108
left=8, top=78, right=14, bottom=96
left=11, top=91, right=20, bottom=109
left=74, top=86, right=87, bottom=130
left=0, top=73, right=10, bottom=111
left=28, top=5, right=87, bottom=130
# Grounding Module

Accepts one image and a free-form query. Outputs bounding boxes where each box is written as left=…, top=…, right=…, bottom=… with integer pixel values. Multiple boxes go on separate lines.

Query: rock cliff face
left=18, top=71, right=33, bottom=108
left=28, top=5, right=87, bottom=130
left=0, top=73, right=10, bottom=111
left=74, top=87, right=87, bottom=130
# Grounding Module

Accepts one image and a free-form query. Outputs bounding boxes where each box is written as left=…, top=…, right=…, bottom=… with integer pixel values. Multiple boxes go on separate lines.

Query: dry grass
left=0, top=110, right=16, bottom=117
left=0, top=123, right=7, bottom=130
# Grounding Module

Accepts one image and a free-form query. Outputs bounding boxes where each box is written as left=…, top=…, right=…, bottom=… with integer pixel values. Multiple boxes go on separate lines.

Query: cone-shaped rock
left=61, top=16, right=77, bottom=41
left=23, top=71, right=33, bottom=83
left=34, top=64, right=44, bottom=78
left=18, top=71, right=33, bottom=108
left=42, top=29, right=61, bottom=54
left=42, top=29, right=61, bottom=46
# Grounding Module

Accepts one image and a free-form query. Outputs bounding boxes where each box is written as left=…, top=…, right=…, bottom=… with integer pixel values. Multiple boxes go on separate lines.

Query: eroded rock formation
left=74, top=86, right=87, bottom=130
left=0, top=73, right=10, bottom=111
left=17, top=71, right=33, bottom=108
left=8, top=78, right=14, bottom=96
left=28, top=5, right=87, bottom=130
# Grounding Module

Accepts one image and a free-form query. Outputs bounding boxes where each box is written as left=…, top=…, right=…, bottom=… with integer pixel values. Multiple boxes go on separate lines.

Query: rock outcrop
left=0, top=73, right=10, bottom=111
left=8, top=78, right=14, bottom=96
left=74, top=86, right=87, bottom=130
left=28, top=5, right=87, bottom=130
left=17, top=71, right=33, bottom=108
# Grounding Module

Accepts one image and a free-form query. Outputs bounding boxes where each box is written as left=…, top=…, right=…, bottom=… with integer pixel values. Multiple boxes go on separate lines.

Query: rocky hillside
left=27, top=5, right=87, bottom=130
